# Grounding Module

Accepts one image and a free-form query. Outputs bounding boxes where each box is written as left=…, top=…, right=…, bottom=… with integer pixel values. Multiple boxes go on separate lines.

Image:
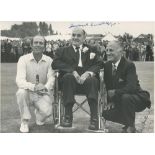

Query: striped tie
left=76, top=46, right=82, bottom=67
left=112, top=64, right=117, bottom=76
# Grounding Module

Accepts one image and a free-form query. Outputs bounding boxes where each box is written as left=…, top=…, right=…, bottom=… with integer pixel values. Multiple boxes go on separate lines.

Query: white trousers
left=16, top=89, right=53, bottom=122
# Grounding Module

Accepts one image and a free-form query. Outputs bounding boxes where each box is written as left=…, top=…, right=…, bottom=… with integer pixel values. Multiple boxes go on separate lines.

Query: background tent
left=45, top=35, right=71, bottom=41
left=102, top=32, right=117, bottom=41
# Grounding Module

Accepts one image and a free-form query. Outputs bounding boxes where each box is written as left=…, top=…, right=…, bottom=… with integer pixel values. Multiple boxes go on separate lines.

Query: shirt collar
left=29, top=52, right=46, bottom=62
left=112, top=58, right=121, bottom=69
left=72, top=44, right=83, bottom=52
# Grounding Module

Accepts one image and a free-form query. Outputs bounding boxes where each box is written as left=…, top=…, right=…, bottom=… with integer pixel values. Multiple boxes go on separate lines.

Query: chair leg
left=54, top=93, right=65, bottom=128
left=58, top=97, right=61, bottom=125
left=52, top=103, right=58, bottom=124
left=98, top=97, right=109, bottom=132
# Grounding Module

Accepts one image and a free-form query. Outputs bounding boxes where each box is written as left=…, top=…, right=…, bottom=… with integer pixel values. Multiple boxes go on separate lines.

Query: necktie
left=112, top=64, right=117, bottom=76
left=76, top=46, right=82, bottom=67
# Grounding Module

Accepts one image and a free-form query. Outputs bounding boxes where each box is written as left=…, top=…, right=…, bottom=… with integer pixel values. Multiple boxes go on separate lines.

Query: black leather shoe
left=121, top=126, right=128, bottom=133
left=61, top=118, right=72, bottom=127
left=88, top=119, right=99, bottom=130
left=126, top=126, right=136, bottom=133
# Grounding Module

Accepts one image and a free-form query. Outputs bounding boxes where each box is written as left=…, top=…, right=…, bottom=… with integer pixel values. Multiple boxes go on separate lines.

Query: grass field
left=0, top=62, right=154, bottom=133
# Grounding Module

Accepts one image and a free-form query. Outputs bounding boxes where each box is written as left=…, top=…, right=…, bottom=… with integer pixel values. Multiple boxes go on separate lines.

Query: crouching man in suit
left=52, top=27, right=103, bottom=130
left=102, top=40, right=151, bottom=133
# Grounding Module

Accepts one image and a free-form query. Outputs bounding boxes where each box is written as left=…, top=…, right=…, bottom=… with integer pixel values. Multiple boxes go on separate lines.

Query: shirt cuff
left=29, top=84, right=36, bottom=91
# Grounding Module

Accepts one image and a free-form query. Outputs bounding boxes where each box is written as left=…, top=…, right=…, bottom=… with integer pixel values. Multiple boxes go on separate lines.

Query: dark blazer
left=104, top=56, right=151, bottom=108
left=52, top=44, right=103, bottom=77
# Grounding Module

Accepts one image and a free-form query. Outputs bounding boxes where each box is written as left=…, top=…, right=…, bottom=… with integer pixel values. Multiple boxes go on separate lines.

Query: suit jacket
left=104, top=56, right=151, bottom=108
left=52, top=44, right=103, bottom=77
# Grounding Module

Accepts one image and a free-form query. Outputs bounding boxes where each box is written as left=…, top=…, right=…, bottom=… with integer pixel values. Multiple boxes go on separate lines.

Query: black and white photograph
left=0, top=21, right=154, bottom=133
left=0, top=0, right=155, bottom=155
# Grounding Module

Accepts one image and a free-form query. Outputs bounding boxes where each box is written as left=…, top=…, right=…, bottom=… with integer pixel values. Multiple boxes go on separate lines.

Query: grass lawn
left=0, top=62, right=154, bottom=133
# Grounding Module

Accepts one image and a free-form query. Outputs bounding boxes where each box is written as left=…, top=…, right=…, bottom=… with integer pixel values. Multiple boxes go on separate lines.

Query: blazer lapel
left=114, top=57, right=125, bottom=83
left=69, top=46, right=78, bottom=63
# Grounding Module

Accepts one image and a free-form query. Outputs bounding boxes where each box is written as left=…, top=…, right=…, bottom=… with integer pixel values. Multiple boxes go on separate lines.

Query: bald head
left=71, top=27, right=86, bottom=47
left=33, top=35, right=45, bottom=44
left=72, top=27, right=87, bottom=36
left=108, top=41, right=123, bottom=50
left=32, top=35, right=45, bottom=54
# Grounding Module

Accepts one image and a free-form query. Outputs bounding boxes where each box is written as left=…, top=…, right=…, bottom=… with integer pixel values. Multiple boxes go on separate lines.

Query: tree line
left=1, top=22, right=57, bottom=38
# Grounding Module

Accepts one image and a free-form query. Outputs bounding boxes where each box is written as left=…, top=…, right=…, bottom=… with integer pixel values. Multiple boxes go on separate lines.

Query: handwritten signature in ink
left=69, top=22, right=119, bottom=28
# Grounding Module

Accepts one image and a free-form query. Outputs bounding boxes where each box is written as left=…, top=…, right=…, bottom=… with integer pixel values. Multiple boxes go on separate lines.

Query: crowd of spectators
left=1, top=37, right=154, bottom=62
left=1, top=39, right=23, bottom=62
left=123, top=42, right=154, bottom=61
left=1, top=39, right=71, bottom=62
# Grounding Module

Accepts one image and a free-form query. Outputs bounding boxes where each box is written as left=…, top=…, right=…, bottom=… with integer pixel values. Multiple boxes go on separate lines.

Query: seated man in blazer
left=52, top=27, right=103, bottom=130
left=102, top=40, right=151, bottom=133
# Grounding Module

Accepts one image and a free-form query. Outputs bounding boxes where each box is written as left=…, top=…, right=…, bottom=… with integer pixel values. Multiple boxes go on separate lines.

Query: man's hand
left=108, top=89, right=115, bottom=99
left=34, top=83, right=47, bottom=92
left=104, top=102, right=115, bottom=110
left=73, top=71, right=81, bottom=84
left=34, top=83, right=49, bottom=95
left=79, top=72, right=91, bottom=84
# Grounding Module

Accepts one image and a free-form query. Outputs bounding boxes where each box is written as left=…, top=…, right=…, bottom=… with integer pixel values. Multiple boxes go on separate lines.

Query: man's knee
left=42, top=105, right=52, bottom=117
left=63, top=73, right=75, bottom=80
left=38, top=95, right=52, bottom=117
